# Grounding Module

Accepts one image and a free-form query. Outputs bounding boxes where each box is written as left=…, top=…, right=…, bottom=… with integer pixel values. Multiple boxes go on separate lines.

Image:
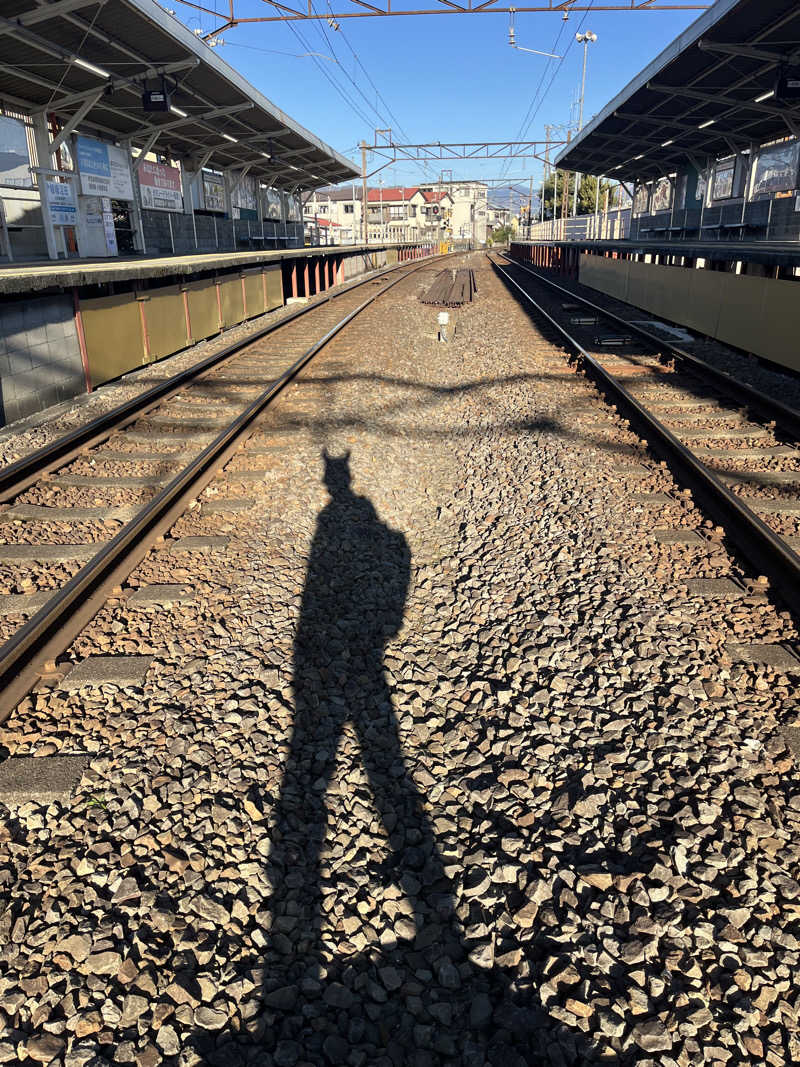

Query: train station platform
left=0, top=241, right=441, bottom=427
left=512, top=238, right=800, bottom=272
left=510, top=239, right=798, bottom=375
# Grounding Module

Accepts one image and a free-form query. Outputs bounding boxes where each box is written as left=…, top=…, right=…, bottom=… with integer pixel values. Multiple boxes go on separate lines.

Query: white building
left=304, top=181, right=489, bottom=245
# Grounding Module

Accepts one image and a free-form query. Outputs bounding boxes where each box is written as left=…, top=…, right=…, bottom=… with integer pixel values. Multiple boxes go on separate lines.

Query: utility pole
left=527, top=174, right=533, bottom=238
left=561, top=130, right=571, bottom=237
left=541, top=123, right=552, bottom=226
left=360, top=141, right=368, bottom=245
left=573, top=31, right=597, bottom=218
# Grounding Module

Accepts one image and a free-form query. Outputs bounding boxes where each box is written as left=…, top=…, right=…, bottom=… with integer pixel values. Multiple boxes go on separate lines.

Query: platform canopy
left=554, top=0, right=800, bottom=182
left=0, top=0, right=358, bottom=189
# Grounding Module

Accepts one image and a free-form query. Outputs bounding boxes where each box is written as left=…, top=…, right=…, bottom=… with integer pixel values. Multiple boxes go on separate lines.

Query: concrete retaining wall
left=578, top=253, right=799, bottom=374
left=0, top=294, right=84, bottom=425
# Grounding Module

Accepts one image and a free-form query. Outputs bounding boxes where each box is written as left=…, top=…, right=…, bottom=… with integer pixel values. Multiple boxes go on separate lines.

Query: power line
left=283, top=19, right=377, bottom=130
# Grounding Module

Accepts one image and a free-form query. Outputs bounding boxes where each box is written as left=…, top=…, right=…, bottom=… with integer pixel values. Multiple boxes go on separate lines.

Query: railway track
left=490, top=251, right=800, bottom=617
left=0, top=254, right=445, bottom=722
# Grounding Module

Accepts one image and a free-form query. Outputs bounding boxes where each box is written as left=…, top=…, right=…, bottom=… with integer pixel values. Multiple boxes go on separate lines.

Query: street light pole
left=573, top=30, right=597, bottom=219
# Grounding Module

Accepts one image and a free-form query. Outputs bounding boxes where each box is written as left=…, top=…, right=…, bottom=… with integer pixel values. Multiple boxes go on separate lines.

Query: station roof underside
left=554, top=0, right=800, bottom=183
left=1, top=0, right=358, bottom=189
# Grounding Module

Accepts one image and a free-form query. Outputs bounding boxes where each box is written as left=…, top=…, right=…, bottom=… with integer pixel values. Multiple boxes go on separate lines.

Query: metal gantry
left=369, top=140, right=565, bottom=165
left=170, top=0, right=711, bottom=36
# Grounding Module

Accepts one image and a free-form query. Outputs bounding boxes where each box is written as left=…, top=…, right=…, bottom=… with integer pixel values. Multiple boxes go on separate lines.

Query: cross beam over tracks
left=173, top=0, right=710, bottom=35
left=369, top=141, right=565, bottom=166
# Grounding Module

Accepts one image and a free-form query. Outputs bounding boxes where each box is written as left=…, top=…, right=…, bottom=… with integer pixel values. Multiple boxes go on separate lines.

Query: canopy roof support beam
left=646, top=82, right=800, bottom=137
left=48, top=89, right=105, bottom=155
left=132, top=130, right=162, bottom=172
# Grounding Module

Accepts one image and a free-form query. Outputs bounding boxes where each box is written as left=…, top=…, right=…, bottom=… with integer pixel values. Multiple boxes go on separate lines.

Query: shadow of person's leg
left=356, top=670, right=462, bottom=958
left=266, top=692, right=342, bottom=974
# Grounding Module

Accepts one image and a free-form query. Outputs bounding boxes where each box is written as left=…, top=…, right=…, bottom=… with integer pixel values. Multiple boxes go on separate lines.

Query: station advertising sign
left=138, top=159, right=182, bottom=212
left=712, top=161, right=735, bottom=201
left=76, top=136, right=134, bottom=200
left=202, top=172, right=225, bottom=212
left=0, top=115, right=32, bottom=188
left=233, top=174, right=258, bottom=220
left=264, top=187, right=282, bottom=220
left=752, top=140, right=800, bottom=197
left=651, top=177, right=672, bottom=213
left=633, top=184, right=650, bottom=216
left=101, top=196, right=118, bottom=256
left=284, top=193, right=301, bottom=221
left=45, top=180, right=77, bottom=226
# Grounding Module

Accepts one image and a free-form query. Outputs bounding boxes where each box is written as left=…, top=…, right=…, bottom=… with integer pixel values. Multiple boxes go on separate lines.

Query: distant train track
left=490, top=252, right=800, bottom=616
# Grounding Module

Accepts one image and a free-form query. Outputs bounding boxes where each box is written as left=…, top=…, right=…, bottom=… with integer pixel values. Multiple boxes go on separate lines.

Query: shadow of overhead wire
left=243, top=369, right=649, bottom=462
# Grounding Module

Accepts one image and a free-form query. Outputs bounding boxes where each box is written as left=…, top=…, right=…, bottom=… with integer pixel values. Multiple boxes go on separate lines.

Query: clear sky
left=171, top=0, right=705, bottom=200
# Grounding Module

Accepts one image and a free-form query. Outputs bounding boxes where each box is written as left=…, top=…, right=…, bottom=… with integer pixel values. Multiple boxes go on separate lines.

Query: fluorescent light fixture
left=73, top=56, right=110, bottom=78
left=221, top=132, right=238, bottom=143
left=634, top=154, right=644, bottom=160
left=169, top=105, right=187, bottom=118
left=754, top=90, right=775, bottom=103
left=661, top=139, right=674, bottom=147
left=698, top=119, right=715, bottom=129
left=260, top=151, right=270, bottom=158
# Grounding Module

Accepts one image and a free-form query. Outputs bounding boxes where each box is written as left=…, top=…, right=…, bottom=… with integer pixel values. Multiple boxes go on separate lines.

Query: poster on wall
left=712, top=161, right=735, bottom=200
left=0, top=115, right=32, bottom=188
left=76, top=136, right=134, bottom=199
left=752, top=140, right=800, bottom=197
left=675, top=173, right=688, bottom=212
left=101, top=196, right=118, bottom=256
left=652, top=177, right=672, bottom=213
left=45, top=180, right=77, bottom=226
left=284, top=193, right=300, bottom=222
left=264, top=187, right=282, bottom=220
left=695, top=170, right=707, bottom=202
left=138, top=160, right=182, bottom=212
left=633, top=183, right=650, bottom=215
left=233, top=175, right=258, bottom=220
left=202, top=172, right=225, bottom=212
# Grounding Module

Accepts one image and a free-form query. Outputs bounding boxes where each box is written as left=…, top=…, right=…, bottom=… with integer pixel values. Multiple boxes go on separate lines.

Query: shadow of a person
left=266, top=449, right=453, bottom=968
left=189, top=452, right=596, bottom=1066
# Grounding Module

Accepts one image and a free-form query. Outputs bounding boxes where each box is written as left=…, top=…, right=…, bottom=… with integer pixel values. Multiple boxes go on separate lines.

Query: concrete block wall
left=0, top=294, right=85, bottom=426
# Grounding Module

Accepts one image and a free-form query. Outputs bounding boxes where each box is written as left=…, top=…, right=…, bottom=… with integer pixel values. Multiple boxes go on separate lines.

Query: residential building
left=303, top=181, right=489, bottom=245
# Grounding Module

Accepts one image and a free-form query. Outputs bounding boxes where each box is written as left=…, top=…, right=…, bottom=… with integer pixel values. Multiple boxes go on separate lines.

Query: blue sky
left=173, top=1, right=703, bottom=198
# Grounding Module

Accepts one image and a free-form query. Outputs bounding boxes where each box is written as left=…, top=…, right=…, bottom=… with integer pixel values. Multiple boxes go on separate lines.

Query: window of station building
left=752, top=139, right=800, bottom=198
left=344, top=203, right=354, bottom=213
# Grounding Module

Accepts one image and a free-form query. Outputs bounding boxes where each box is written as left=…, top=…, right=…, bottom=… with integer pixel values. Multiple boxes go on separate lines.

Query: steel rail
left=0, top=257, right=427, bottom=504
left=499, top=252, right=800, bottom=440
left=0, top=257, right=436, bottom=722
left=490, top=255, right=800, bottom=617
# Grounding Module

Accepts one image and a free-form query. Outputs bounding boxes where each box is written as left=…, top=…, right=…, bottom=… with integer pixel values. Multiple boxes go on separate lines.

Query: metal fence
left=523, top=209, right=631, bottom=242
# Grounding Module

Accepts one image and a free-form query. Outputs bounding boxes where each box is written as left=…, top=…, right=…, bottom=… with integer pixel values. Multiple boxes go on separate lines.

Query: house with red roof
left=303, top=185, right=457, bottom=244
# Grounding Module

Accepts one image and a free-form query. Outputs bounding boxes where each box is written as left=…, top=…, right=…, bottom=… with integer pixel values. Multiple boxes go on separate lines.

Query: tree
left=537, top=172, right=620, bottom=219
left=487, top=224, right=515, bottom=246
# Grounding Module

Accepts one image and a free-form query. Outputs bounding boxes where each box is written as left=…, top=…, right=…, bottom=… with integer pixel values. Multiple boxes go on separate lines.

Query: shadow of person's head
left=322, top=446, right=352, bottom=498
